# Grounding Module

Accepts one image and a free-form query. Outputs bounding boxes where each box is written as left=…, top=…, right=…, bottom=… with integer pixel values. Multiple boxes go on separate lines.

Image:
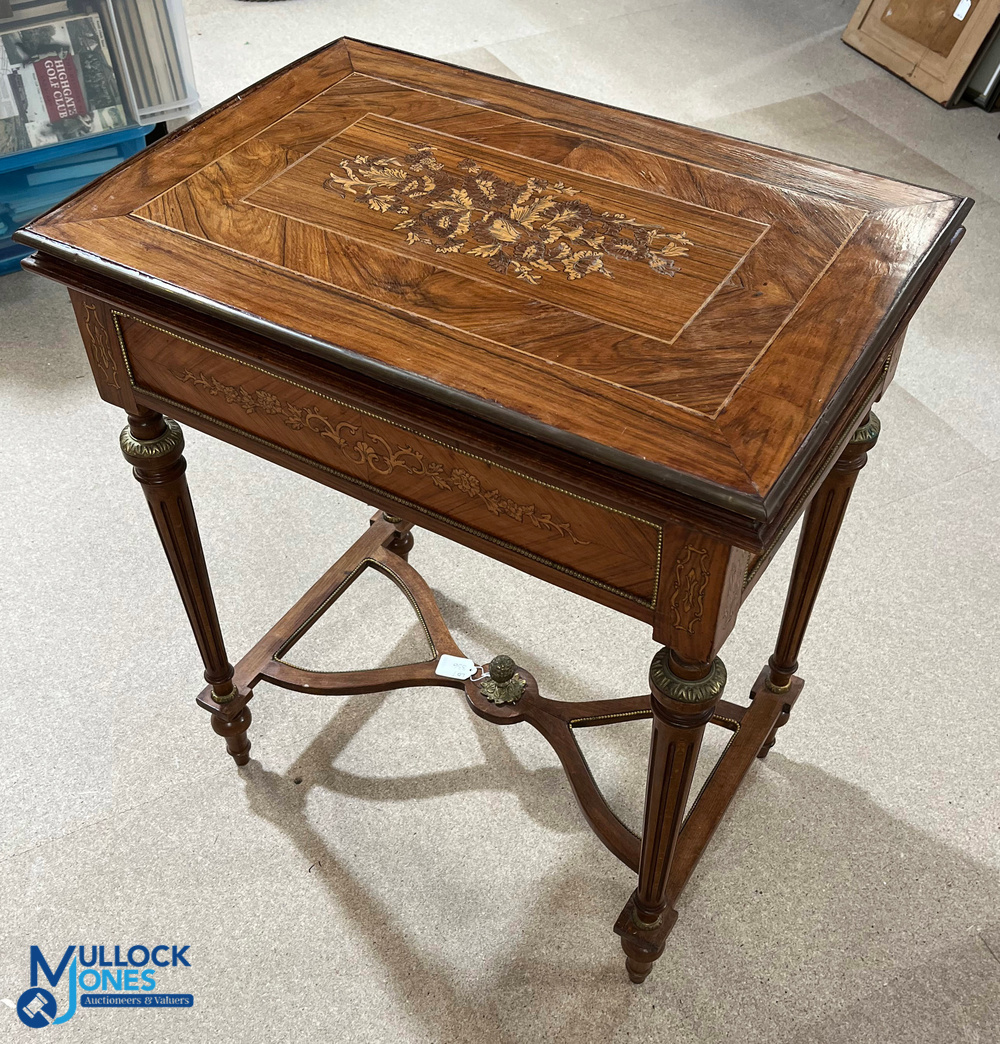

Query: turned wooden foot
left=626, top=958, right=653, bottom=985
left=211, top=707, right=252, bottom=766
left=615, top=649, right=725, bottom=982
left=615, top=892, right=679, bottom=983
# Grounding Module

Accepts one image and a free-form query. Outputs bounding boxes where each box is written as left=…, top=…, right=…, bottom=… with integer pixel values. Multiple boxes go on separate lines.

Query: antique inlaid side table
left=16, top=40, right=969, bottom=983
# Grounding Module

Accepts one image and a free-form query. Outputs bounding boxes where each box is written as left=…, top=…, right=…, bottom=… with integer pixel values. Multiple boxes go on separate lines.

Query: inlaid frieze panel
left=114, top=313, right=662, bottom=607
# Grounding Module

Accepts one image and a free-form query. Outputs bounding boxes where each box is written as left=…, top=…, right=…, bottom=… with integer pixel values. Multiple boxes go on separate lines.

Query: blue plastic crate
left=1, top=126, right=150, bottom=276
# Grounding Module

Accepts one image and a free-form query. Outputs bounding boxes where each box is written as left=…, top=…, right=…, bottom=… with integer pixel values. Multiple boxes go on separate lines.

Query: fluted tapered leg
left=756, top=412, right=881, bottom=757
left=120, top=408, right=250, bottom=765
left=615, top=649, right=726, bottom=982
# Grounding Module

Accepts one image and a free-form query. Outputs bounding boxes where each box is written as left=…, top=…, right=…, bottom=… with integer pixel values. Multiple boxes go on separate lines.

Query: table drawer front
left=114, top=313, right=661, bottom=607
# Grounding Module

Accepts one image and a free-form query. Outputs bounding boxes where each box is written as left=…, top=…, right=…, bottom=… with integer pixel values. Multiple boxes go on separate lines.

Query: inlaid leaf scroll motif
left=170, top=368, right=589, bottom=546
left=669, top=545, right=710, bottom=634
left=83, top=303, right=119, bottom=390
left=323, top=144, right=694, bottom=285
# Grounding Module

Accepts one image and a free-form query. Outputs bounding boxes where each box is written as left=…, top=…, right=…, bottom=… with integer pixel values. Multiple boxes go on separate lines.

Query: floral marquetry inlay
left=170, top=368, right=590, bottom=546
left=323, top=144, right=694, bottom=285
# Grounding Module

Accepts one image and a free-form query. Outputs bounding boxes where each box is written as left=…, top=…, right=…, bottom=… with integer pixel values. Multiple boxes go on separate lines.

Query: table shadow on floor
left=233, top=621, right=1000, bottom=1043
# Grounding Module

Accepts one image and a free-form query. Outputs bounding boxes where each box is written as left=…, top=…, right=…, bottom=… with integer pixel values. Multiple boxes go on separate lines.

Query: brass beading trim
left=568, top=708, right=652, bottom=729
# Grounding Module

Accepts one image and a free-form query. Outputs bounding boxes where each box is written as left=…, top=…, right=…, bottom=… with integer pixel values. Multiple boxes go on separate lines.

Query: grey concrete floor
left=2, top=1, right=999, bottom=1041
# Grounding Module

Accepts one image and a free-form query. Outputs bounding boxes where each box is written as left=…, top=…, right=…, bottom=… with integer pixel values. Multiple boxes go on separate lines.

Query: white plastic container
left=108, top=0, right=200, bottom=124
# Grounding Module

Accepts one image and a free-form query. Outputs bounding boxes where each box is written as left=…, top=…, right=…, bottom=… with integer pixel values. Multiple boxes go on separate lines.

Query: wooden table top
left=18, top=39, right=970, bottom=525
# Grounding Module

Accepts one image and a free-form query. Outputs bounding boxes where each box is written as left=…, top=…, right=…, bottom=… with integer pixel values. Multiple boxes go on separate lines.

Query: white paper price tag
left=435, top=655, right=478, bottom=680
left=954, top=0, right=971, bottom=20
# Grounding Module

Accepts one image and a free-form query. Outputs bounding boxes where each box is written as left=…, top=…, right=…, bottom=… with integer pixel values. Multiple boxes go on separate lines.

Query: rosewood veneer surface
left=16, top=38, right=969, bottom=538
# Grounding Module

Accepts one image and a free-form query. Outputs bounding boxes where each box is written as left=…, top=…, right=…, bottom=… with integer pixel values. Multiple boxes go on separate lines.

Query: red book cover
left=34, top=56, right=87, bottom=122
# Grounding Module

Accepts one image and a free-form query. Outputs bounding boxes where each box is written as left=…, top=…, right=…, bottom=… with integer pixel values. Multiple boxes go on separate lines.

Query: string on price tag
left=435, top=655, right=488, bottom=681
